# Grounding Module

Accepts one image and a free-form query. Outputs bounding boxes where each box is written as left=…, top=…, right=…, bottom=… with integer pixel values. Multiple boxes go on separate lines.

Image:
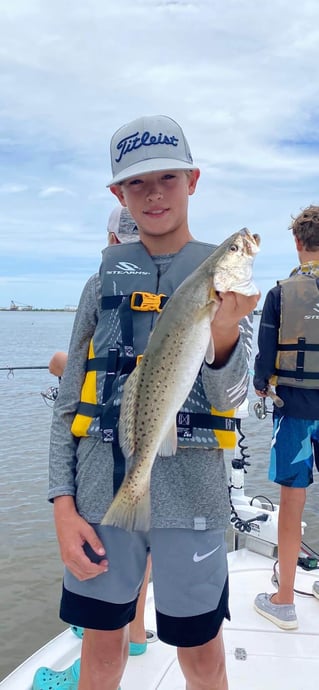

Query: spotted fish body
left=101, top=228, right=260, bottom=531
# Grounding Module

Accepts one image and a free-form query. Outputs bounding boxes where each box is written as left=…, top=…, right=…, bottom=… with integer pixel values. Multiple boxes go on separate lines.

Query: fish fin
left=205, top=300, right=219, bottom=364
left=118, top=365, right=141, bottom=460
left=101, top=481, right=151, bottom=532
left=157, top=422, right=178, bottom=457
left=205, top=338, right=215, bottom=365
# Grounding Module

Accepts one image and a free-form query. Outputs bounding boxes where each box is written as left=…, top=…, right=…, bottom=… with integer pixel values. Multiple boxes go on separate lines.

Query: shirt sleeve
left=201, top=313, right=253, bottom=411
left=48, top=273, right=101, bottom=501
left=253, top=286, right=280, bottom=391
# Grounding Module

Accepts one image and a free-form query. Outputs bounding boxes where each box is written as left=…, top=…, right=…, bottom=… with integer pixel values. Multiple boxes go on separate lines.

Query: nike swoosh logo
left=193, top=545, right=221, bottom=562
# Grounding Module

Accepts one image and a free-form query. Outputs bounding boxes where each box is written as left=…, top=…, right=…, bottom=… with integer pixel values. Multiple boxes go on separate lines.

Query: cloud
left=0, top=183, right=28, bottom=194
left=1, top=0, right=319, bottom=308
left=39, top=186, right=75, bottom=198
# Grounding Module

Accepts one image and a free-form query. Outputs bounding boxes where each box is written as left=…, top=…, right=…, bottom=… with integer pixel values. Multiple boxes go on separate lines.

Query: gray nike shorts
left=61, top=526, right=230, bottom=646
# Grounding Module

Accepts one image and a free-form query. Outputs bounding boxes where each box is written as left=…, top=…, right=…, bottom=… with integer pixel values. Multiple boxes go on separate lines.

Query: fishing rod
left=0, top=364, right=58, bottom=405
left=0, top=365, right=48, bottom=378
left=0, top=366, right=48, bottom=370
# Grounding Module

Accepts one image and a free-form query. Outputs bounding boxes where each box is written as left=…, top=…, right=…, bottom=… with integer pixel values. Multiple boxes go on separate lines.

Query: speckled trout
left=101, top=228, right=260, bottom=531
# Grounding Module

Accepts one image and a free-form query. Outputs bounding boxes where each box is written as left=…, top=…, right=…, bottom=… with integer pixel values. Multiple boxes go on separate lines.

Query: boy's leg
left=177, top=627, right=228, bottom=690
left=255, top=416, right=313, bottom=627
left=268, top=416, right=314, bottom=604
left=272, top=485, right=306, bottom=605
left=79, top=627, right=128, bottom=690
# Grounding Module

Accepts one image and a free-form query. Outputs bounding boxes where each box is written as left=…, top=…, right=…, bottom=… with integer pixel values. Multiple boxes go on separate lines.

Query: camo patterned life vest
left=270, top=274, right=319, bottom=389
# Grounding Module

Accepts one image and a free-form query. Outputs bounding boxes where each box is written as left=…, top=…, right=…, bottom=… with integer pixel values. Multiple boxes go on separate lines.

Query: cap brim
left=106, top=158, right=197, bottom=186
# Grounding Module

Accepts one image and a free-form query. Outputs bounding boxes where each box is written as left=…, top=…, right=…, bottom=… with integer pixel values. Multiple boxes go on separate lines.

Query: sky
left=1, top=0, right=319, bottom=309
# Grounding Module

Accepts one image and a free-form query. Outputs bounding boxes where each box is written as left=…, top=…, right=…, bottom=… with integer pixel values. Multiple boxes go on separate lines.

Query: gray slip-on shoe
left=312, top=581, right=319, bottom=600
left=254, top=593, right=298, bottom=630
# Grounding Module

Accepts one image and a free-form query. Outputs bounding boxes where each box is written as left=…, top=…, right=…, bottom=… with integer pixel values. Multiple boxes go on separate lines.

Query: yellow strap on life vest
left=210, top=406, right=237, bottom=449
left=71, top=339, right=97, bottom=437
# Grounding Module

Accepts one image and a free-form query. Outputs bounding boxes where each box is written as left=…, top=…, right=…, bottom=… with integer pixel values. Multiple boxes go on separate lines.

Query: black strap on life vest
left=275, top=369, right=319, bottom=380
left=277, top=339, right=319, bottom=351
left=176, top=411, right=236, bottom=438
left=112, top=442, right=126, bottom=495
left=101, top=295, right=127, bottom=310
left=276, top=337, right=319, bottom=381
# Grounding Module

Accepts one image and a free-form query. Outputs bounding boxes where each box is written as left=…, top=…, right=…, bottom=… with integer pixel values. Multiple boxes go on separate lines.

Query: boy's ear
left=110, top=184, right=126, bottom=206
left=295, top=236, right=303, bottom=252
left=188, top=169, right=200, bottom=196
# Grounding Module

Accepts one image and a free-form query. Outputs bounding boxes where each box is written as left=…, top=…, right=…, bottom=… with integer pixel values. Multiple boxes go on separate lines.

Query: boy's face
left=110, top=169, right=199, bottom=243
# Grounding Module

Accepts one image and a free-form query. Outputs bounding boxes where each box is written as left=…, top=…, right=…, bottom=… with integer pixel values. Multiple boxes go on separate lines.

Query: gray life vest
left=71, top=240, right=237, bottom=452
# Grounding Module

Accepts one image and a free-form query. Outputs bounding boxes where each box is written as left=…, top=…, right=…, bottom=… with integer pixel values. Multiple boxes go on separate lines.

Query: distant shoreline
left=0, top=308, right=77, bottom=312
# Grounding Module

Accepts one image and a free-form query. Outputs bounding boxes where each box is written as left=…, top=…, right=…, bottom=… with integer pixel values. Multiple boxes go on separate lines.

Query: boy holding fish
left=46, top=115, right=259, bottom=690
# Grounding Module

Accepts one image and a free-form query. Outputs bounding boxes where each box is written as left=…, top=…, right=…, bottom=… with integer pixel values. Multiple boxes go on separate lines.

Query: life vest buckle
left=130, top=291, right=167, bottom=312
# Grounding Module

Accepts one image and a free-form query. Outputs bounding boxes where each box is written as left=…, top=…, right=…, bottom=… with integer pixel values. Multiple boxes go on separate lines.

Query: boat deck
left=1, top=548, right=319, bottom=689
left=224, top=548, right=319, bottom=689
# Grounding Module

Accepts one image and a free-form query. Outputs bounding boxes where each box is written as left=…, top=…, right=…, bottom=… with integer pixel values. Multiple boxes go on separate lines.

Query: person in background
left=46, top=207, right=151, bottom=657
left=254, top=205, right=319, bottom=630
left=106, top=204, right=139, bottom=246
left=41, top=351, right=69, bottom=404
left=49, top=351, right=68, bottom=380
left=42, top=114, right=258, bottom=690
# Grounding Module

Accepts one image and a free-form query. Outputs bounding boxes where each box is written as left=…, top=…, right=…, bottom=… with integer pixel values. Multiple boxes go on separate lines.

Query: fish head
left=213, top=228, right=260, bottom=296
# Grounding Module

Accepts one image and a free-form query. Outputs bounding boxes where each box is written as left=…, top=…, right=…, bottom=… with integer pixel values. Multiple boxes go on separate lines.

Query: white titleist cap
left=107, top=115, right=196, bottom=186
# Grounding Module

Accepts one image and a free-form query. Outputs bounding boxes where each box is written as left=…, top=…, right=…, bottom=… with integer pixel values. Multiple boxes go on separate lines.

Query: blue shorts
left=269, top=415, right=319, bottom=487
left=60, top=526, right=230, bottom=647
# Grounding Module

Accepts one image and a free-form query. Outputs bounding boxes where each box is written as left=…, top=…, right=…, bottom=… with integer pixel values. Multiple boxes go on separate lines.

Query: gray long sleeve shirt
left=49, top=269, right=253, bottom=530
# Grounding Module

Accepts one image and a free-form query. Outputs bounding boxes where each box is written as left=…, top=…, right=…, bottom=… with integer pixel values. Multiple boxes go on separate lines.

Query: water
left=0, top=312, right=75, bottom=681
left=0, top=312, right=318, bottom=681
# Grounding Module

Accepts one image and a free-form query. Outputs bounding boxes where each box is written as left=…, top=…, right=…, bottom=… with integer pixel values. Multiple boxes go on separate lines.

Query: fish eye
left=229, top=243, right=239, bottom=252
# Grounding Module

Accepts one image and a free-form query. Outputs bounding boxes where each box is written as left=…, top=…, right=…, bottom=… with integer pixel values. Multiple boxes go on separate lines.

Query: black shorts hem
left=156, top=577, right=230, bottom=647
left=60, top=584, right=137, bottom=631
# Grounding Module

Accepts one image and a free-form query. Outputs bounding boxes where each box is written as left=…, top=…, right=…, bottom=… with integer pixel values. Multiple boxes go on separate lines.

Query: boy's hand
left=255, top=388, right=268, bottom=398
left=54, top=496, right=108, bottom=581
left=213, top=291, right=261, bottom=329
left=210, top=290, right=261, bottom=367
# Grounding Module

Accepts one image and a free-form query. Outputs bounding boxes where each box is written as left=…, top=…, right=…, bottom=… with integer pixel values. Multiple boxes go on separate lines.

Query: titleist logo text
left=115, top=130, right=179, bottom=163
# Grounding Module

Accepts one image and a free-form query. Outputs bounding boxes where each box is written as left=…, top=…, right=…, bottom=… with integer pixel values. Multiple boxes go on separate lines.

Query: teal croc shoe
left=129, top=641, right=147, bottom=656
left=33, top=659, right=121, bottom=689
left=70, top=625, right=84, bottom=639
left=32, top=658, right=81, bottom=689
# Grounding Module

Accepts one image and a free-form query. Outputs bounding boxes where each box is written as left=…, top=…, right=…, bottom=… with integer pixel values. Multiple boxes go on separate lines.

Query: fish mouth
left=252, top=233, right=260, bottom=247
left=239, top=228, right=260, bottom=254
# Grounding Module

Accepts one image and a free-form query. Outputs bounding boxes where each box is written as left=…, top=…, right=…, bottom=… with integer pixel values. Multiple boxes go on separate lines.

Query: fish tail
left=101, top=483, right=151, bottom=532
